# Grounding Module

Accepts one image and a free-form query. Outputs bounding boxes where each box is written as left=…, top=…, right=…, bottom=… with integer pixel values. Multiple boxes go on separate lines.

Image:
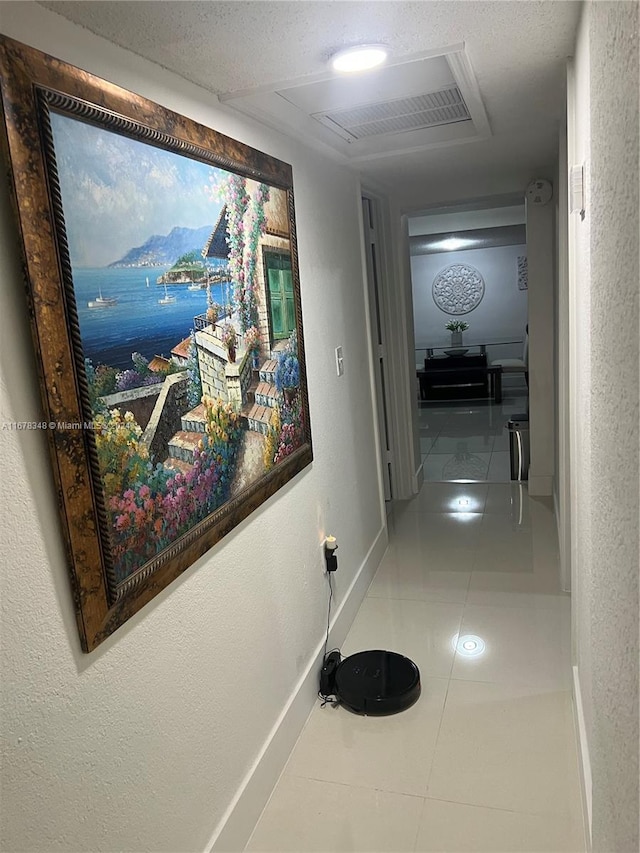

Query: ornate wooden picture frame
left=0, top=37, right=313, bottom=651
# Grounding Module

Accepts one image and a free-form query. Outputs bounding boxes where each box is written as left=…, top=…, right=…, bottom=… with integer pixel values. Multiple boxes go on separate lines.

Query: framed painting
left=0, top=37, right=313, bottom=651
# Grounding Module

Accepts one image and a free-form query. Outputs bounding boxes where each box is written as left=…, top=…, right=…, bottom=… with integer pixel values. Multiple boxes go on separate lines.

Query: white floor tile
left=467, top=566, right=569, bottom=609
left=471, top=521, right=560, bottom=575
left=423, top=451, right=491, bottom=482
left=246, top=775, right=424, bottom=852
left=388, top=539, right=478, bottom=575
left=430, top=434, right=496, bottom=454
left=479, top=510, right=538, bottom=541
left=415, top=798, right=586, bottom=852
left=451, top=604, right=572, bottom=688
left=369, top=551, right=470, bottom=604
left=341, top=597, right=464, bottom=678
left=484, top=482, right=531, bottom=517
left=392, top=511, right=483, bottom=550
left=410, top=482, right=489, bottom=514
left=487, top=450, right=511, bottom=481
left=427, top=680, right=583, bottom=818
left=483, top=488, right=556, bottom=532
left=492, top=429, right=511, bottom=452
left=284, top=677, right=449, bottom=796
left=246, top=454, right=585, bottom=851
left=420, top=436, right=435, bottom=454
left=418, top=414, right=450, bottom=434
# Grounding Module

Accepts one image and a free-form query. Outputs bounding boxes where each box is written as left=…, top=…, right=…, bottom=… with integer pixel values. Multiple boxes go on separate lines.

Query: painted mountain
left=109, top=225, right=214, bottom=267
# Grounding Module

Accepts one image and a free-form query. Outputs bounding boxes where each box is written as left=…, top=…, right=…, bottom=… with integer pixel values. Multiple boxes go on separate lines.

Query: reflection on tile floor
left=247, top=483, right=585, bottom=853
left=419, top=389, right=528, bottom=483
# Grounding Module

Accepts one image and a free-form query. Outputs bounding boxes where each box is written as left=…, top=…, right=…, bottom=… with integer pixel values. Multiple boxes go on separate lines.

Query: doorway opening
left=409, top=199, right=529, bottom=483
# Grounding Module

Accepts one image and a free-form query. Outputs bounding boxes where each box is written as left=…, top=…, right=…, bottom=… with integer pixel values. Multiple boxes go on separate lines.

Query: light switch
left=570, top=164, right=585, bottom=216
left=335, top=346, right=344, bottom=377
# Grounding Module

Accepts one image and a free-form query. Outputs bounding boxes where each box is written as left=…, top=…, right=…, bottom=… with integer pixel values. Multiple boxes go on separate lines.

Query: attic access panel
left=313, top=86, right=471, bottom=142
left=0, top=36, right=313, bottom=651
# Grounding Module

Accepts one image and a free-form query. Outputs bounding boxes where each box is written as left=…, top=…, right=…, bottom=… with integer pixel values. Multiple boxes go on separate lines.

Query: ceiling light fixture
left=330, top=44, right=388, bottom=74
left=433, top=237, right=471, bottom=252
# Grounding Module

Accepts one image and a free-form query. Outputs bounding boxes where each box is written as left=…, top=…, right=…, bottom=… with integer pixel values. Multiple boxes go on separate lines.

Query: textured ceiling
left=36, top=0, right=582, bottom=208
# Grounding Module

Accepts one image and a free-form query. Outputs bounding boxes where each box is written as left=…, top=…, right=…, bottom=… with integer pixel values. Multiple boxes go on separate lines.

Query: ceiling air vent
left=312, top=86, right=471, bottom=142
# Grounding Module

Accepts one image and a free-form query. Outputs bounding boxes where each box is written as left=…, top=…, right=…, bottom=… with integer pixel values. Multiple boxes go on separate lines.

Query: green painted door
left=265, top=253, right=295, bottom=340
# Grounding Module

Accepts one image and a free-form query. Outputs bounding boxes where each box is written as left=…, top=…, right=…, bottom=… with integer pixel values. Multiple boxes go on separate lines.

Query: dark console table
left=417, top=354, right=502, bottom=403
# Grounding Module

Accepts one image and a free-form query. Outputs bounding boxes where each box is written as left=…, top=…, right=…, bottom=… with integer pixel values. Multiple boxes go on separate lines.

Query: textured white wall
left=0, top=5, right=384, bottom=852
left=568, top=11, right=595, bottom=827
left=410, top=244, right=528, bottom=356
left=585, top=2, right=639, bottom=850
left=569, top=2, right=639, bottom=851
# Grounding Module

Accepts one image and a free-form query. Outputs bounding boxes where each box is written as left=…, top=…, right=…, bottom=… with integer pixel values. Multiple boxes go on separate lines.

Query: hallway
left=419, top=388, right=529, bottom=482
left=0, top=4, right=637, bottom=852
left=247, top=483, right=585, bottom=852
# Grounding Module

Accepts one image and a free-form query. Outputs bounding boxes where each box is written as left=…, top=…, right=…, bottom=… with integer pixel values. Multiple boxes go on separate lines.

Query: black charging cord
left=318, top=570, right=340, bottom=706
left=322, top=570, right=333, bottom=662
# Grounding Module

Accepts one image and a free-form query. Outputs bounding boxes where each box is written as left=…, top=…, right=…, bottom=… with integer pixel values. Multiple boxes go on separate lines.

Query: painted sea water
left=74, top=266, right=231, bottom=370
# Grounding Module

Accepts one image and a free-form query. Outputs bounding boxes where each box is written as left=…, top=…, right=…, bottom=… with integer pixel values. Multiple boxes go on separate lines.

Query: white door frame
left=359, top=185, right=419, bottom=501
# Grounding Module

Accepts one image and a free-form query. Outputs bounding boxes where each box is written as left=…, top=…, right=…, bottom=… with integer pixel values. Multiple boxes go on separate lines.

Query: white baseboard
left=528, top=473, right=553, bottom=496
left=572, top=665, right=593, bottom=850
left=206, top=525, right=389, bottom=853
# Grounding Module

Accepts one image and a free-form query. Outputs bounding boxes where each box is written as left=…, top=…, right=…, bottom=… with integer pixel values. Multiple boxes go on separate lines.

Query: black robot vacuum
left=320, top=649, right=421, bottom=715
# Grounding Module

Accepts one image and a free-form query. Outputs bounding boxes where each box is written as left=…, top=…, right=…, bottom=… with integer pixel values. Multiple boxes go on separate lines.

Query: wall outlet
left=335, top=346, right=344, bottom=377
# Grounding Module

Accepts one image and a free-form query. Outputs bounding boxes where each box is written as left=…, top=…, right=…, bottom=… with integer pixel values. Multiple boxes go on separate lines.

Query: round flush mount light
left=331, top=44, right=388, bottom=73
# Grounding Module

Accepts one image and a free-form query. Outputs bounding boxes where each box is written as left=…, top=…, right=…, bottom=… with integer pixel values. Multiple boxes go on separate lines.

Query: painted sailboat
left=158, top=282, right=176, bottom=305
left=88, top=287, right=118, bottom=308
left=187, top=272, right=202, bottom=290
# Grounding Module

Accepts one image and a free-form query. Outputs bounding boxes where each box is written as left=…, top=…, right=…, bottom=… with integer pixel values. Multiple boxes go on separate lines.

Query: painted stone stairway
left=243, top=359, right=278, bottom=436
left=164, top=353, right=282, bottom=474
left=164, top=402, right=207, bottom=474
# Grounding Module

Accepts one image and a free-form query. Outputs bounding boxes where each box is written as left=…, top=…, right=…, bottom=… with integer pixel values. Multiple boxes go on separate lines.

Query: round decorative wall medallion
left=432, top=263, right=485, bottom=315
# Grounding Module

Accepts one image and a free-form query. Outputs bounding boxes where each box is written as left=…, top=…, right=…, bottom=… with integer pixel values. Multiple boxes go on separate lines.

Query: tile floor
left=246, top=483, right=585, bottom=853
left=419, top=388, right=529, bottom=483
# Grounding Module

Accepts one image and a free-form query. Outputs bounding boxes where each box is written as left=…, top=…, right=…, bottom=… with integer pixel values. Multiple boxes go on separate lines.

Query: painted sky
left=50, top=112, right=225, bottom=267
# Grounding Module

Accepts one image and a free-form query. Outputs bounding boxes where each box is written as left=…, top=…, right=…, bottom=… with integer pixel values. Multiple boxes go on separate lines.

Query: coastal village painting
left=50, top=112, right=307, bottom=585
left=0, top=36, right=313, bottom=648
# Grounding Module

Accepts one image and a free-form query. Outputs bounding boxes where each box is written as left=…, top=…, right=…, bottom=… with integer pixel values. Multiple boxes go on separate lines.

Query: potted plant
left=275, top=352, right=300, bottom=404
left=445, top=320, right=469, bottom=347
left=221, top=322, right=237, bottom=363
left=206, top=300, right=221, bottom=327
left=244, top=325, right=261, bottom=368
